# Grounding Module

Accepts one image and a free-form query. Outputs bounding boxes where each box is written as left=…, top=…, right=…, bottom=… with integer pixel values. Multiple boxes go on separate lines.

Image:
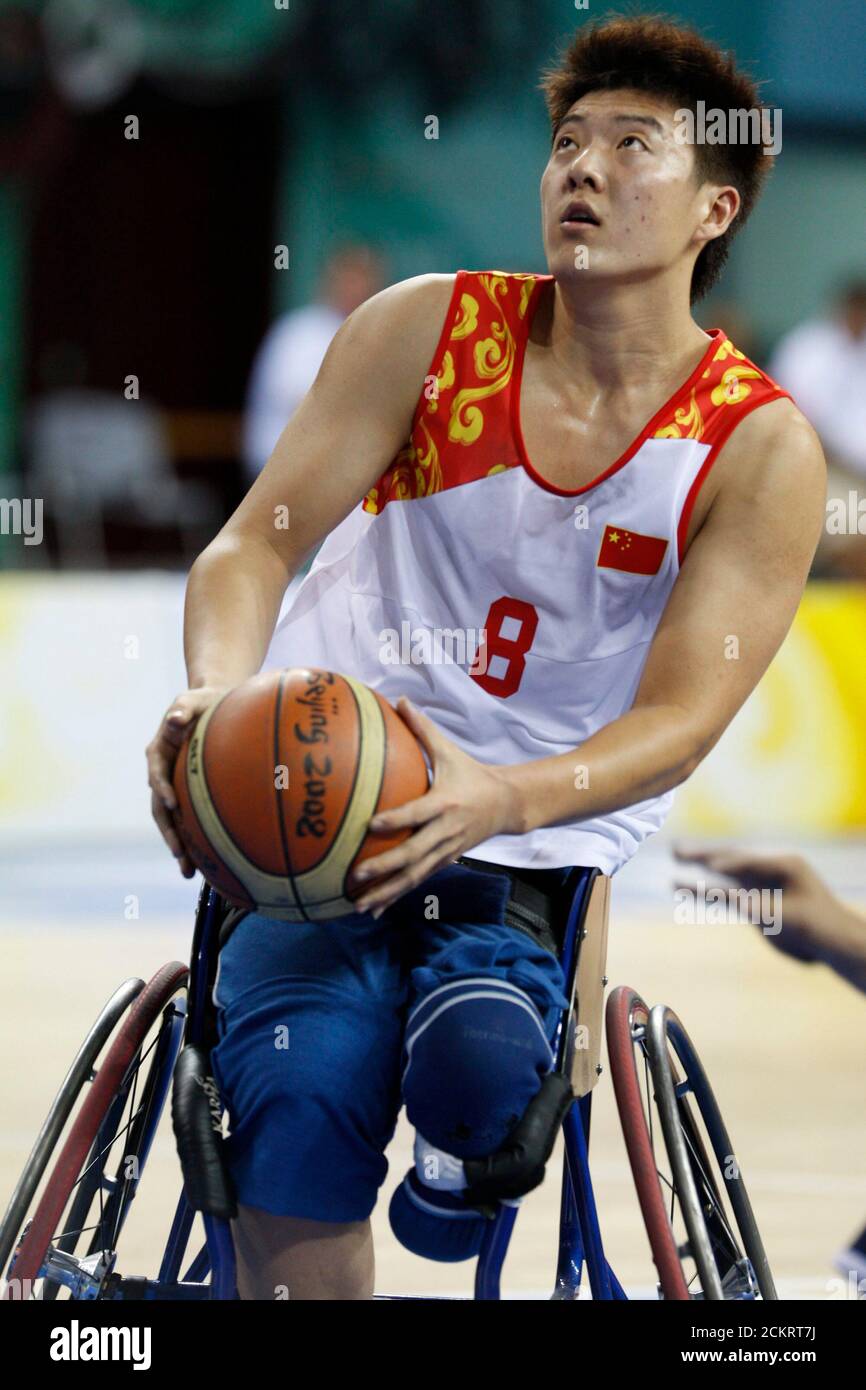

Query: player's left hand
left=350, top=697, right=523, bottom=918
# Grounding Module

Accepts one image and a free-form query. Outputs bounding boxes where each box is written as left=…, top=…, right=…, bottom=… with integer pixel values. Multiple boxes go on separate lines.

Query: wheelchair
left=1, top=865, right=777, bottom=1301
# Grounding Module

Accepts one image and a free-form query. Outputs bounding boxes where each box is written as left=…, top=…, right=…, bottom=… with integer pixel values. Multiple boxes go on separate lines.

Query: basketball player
left=146, top=17, right=826, bottom=1298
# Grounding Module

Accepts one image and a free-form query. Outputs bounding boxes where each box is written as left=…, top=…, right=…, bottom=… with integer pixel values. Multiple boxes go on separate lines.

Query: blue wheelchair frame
left=154, top=864, right=628, bottom=1301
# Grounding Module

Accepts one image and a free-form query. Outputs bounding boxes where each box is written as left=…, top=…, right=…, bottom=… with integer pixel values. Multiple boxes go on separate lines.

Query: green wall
left=725, top=141, right=866, bottom=345
left=3, top=0, right=863, bottom=515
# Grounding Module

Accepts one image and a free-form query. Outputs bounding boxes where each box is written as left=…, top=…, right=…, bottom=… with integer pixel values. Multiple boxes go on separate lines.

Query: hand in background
left=673, top=844, right=866, bottom=993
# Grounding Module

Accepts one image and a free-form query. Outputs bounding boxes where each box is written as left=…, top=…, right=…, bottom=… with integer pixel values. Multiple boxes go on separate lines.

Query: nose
left=564, top=142, right=605, bottom=194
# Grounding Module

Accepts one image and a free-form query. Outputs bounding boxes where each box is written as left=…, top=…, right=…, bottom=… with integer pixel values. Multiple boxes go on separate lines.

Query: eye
left=620, top=134, right=648, bottom=150
left=556, top=134, right=575, bottom=151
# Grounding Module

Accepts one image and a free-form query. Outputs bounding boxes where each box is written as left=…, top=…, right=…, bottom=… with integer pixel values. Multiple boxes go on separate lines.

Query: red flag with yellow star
left=597, top=524, right=668, bottom=575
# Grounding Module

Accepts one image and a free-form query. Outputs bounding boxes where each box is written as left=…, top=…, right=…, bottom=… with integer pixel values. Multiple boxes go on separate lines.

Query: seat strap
left=456, top=856, right=560, bottom=956
left=216, top=859, right=569, bottom=957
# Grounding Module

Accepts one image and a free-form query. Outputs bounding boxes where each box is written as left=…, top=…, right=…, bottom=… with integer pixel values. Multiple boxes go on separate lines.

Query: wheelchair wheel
left=0, top=976, right=145, bottom=1282
left=3, top=962, right=188, bottom=1300
left=606, top=986, right=690, bottom=1299
left=645, top=1004, right=776, bottom=1301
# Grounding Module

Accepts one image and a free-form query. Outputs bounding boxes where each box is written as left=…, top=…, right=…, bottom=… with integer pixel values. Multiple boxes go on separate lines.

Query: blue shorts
left=210, top=862, right=570, bottom=1222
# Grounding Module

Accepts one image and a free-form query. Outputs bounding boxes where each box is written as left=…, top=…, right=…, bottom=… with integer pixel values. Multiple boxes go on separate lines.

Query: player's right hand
left=146, top=688, right=227, bottom=877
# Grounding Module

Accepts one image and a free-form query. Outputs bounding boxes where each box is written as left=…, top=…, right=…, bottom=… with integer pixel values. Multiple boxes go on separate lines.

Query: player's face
left=540, top=89, right=712, bottom=292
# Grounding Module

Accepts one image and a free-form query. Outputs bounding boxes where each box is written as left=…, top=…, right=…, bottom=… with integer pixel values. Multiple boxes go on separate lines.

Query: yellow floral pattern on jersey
left=653, top=337, right=781, bottom=442
left=654, top=389, right=703, bottom=440
left=363, top=280, right=788, bottom=513
left=451, top=294, right=479, bottom=340
left=711, top=365, right=763, bottom=406
left=711, top=338, right=747, bottom=363
left=425, top=349, right=455, bottom=415
left=363, top=417, right=440, bottom=514
left=363, top=270, right=539, bottom=513
left=449, top=274, right=515, bottom=446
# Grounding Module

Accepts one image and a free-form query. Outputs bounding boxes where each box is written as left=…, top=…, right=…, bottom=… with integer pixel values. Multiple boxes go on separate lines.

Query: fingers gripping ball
left=172, top=668, right=428, bottom=921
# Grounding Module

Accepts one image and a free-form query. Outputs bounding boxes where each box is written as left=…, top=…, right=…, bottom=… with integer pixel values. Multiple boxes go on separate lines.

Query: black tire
left=4, top=964, right=188, bottom=1300
left=645, top=1004, right=777, bottom=1301
left=606, top=986, right=691, bottom=1299
left=0, top=978, right=144, bottom=1280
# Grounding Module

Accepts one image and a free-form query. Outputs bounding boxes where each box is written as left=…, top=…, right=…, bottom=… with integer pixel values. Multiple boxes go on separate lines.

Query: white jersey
left=264, top=270, right=789, bottom=875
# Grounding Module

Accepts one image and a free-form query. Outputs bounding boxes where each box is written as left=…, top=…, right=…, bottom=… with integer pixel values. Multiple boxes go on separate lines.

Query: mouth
left=560, top=201, right=601, bottom=228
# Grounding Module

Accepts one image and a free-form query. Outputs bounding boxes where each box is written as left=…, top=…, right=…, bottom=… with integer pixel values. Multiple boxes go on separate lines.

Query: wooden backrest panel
left=568, top=874, right=611, bottom=1097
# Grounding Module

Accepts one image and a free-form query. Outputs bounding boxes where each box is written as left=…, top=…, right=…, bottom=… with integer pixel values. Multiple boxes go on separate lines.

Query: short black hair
left=541, top=13, right=775, bottom=302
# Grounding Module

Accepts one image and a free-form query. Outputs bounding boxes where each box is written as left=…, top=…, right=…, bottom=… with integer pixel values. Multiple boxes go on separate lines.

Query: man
left=147, top=16, right=826, bottom=1298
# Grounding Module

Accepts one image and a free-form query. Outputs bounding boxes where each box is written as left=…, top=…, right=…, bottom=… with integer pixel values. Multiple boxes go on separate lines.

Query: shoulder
left=707, top=396, right=827, bottom=543
left=314, top=274, right=455, bottom=385
left=339, top=269, right=543, bottom=347
left=341, top=273, right=458, bottom=344
left=303, top=275, right=459, bottom=429
left=719, top=394, right=825, bottom=475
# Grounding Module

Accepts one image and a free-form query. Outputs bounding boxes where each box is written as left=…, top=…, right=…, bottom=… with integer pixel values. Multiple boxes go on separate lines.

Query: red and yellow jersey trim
left=362, top=270, right=541, bottom=516
left=361, top=269, right=792, bottom=531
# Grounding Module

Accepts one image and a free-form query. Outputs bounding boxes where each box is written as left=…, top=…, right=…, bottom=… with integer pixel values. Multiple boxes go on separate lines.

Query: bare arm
left=147, top=273, right=455, bottom=866
left=501, top=398, right=828, bottom=832
left=184, top=273, right=456, bottom=688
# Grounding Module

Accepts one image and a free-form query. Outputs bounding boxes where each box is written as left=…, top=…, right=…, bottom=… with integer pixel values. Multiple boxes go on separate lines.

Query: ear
left=694, top=185, right=740, bottom=249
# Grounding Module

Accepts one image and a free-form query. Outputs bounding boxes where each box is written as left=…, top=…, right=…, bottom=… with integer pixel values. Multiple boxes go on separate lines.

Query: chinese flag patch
left=597, top=524, right=668, bottom=575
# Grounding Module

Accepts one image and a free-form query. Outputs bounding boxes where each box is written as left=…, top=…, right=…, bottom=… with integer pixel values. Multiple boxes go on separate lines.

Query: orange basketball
left=172, top=667, right=429, bottom=920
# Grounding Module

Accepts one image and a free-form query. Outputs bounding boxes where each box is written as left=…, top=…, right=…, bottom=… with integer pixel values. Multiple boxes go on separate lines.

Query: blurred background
left=0, top=0, right=864, bottom=1299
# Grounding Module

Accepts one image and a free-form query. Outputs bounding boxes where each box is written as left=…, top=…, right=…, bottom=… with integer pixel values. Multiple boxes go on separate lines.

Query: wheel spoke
left=49, top=1219, right=105, bottom=1244
left=641, top=1049, right=655, bottom=1155
left=55, top=1029, right=163, bottom=1257
left=639, top=1045, right=684, bottom=1232
left=677, top=1102, right=741, bottom=1264
left=609, top=989, right=775, bottom=1303
left=72, top=1101, right=140, bottom=1194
